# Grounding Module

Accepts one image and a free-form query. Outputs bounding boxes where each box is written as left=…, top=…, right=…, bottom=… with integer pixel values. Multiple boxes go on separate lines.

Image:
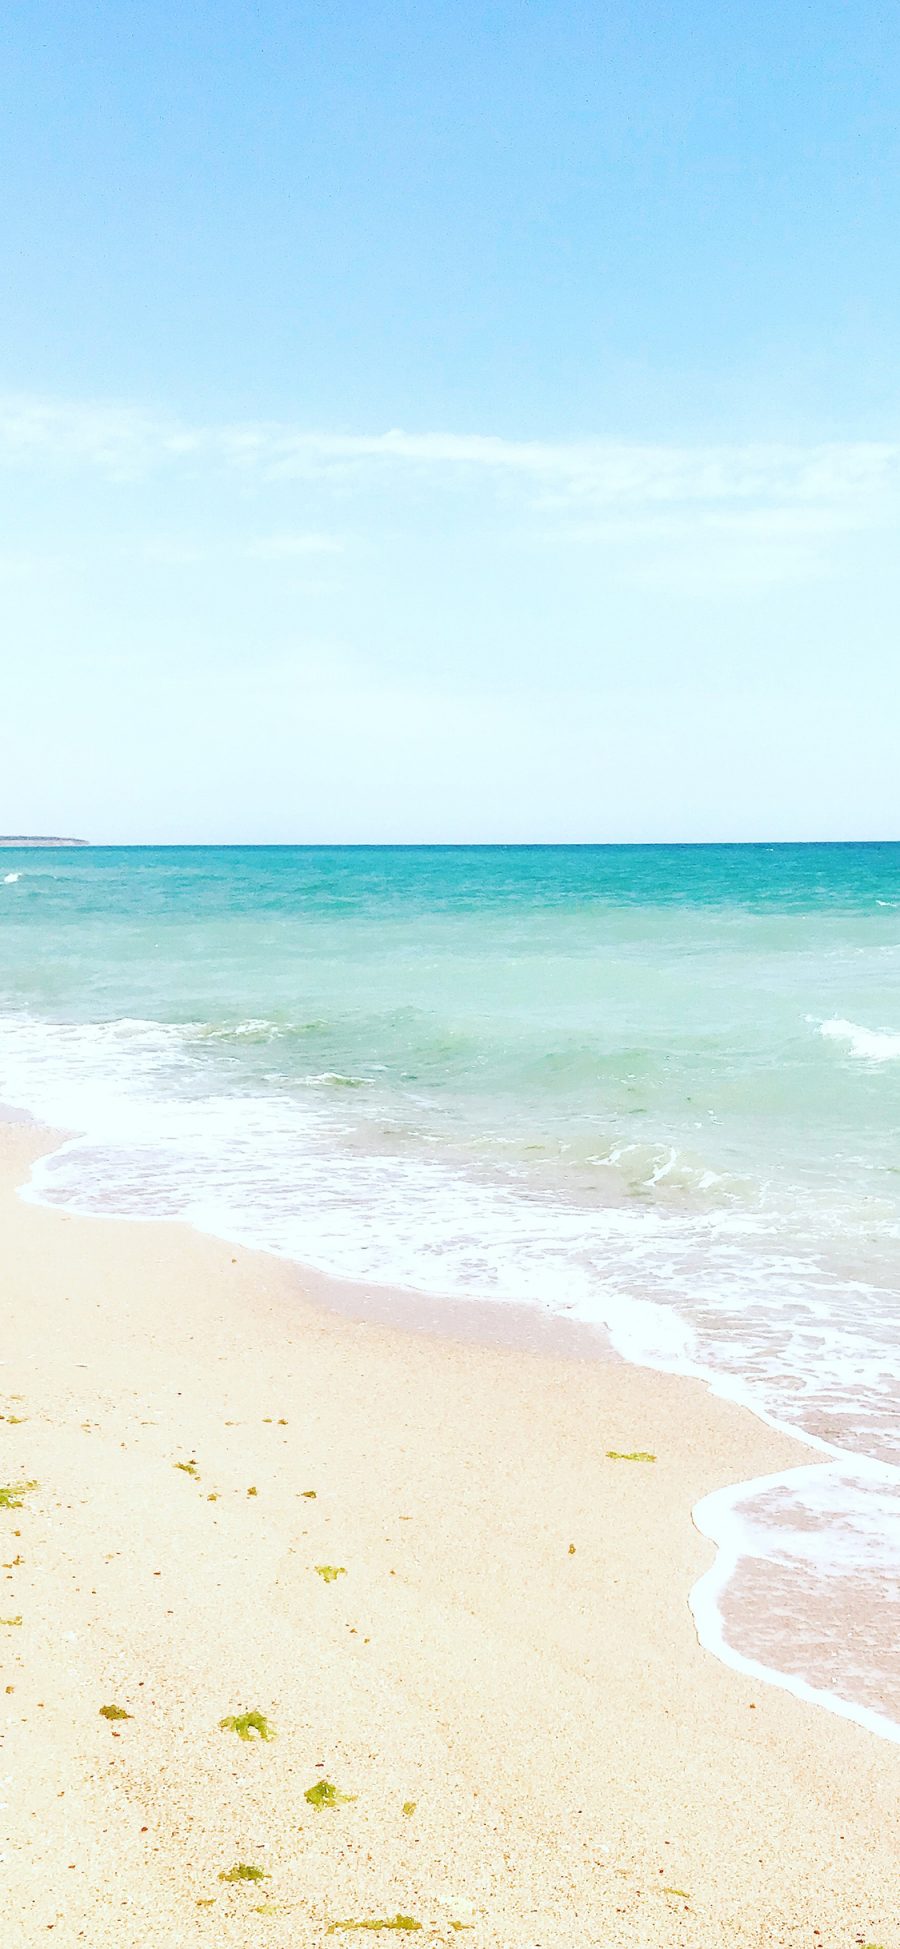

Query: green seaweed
left=450, top=1926, right=473, bottom=1933
left=218, top=1863, right=269, bottom=1884
left=99, top=1703, right=132, bottom=1721
left=253, top=1904, right=283, bottom=1915
left=219, top=1710, right=276, bottom=1742
left=5, top=1415, right=26, bottom=1425
left=1, top=1615, right=22, bottom=1627
left=247, top=1485, right=258, bottom=1496
left=0, top=1480, right=37, bottom=1509
left=327, top=1921, right=421, bottom=1935
left=606, top=1450, right=656, bottom=1462
left=662, top=1887, right=690, bottom=1899
left=174, top=1460, right=199, bottom=1477
left=304, top=1779, right=357, bottom=1808
left=302, top=1489, right=317, bottom=1498
left=315, top=1564, right=346, bottom=1583
left=401, top=1801, right=416, bottom=1817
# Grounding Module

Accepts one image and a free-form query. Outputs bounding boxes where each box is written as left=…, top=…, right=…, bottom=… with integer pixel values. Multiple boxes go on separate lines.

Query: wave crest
left=819, top=1018, right=900, bottom=1062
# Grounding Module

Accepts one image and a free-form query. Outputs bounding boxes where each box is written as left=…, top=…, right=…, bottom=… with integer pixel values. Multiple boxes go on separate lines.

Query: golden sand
left=2, top=1122, right=898, bottom=1946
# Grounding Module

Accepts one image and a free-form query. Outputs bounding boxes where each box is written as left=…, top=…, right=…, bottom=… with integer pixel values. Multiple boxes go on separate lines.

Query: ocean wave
left=301, top=1070, right=372, bottom=1089
left=819, top=1017, right=900, bottom=1062
left=592, top=1139, right=741, bottom=1199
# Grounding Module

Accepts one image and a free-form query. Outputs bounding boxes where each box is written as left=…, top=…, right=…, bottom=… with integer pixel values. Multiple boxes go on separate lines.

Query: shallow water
left=2, top=843, right=899, bottom=1734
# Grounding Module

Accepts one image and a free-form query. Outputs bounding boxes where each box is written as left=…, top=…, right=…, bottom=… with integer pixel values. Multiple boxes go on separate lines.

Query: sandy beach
left=2, top=1119, right=898, bottom=1948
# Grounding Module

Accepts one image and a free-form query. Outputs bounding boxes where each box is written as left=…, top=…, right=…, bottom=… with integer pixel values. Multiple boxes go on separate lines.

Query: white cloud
left=0, top=393, right=897, bottom=554
left=0, top=396, right=200, bottom=477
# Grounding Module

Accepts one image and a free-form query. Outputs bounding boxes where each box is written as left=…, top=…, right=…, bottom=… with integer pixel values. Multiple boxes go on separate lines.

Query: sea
left=1, top=843, right=899, bottom=1738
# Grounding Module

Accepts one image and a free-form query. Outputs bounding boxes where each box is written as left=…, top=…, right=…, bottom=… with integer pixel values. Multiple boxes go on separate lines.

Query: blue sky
left=2, top=0, right=899, bottom=839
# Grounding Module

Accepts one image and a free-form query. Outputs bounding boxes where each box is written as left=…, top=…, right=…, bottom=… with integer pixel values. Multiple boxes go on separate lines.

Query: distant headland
left=0, top=836, right=88, bottom=847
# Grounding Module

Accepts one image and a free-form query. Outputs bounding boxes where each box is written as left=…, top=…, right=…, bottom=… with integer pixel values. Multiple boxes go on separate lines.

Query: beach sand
left=2, top=1121, right=898, bottom=1947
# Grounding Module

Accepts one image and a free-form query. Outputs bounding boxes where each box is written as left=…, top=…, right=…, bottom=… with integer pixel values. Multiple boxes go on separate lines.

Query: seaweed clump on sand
left=0, top=1481, right=38, bottom=1509
left=304, top=1779, right=357, bottom=1808
left=606, top=1450, right=656, bottom=1463
left=315, top=1564, right=346, bottom=1583
left=326, top=1920, right=421, bottom=1935
left=99, top=1703, right=132, bottom=1721
left=219, top=1710, right=276, bottom=1742
left=219, top=1863, right=269, bottom=1884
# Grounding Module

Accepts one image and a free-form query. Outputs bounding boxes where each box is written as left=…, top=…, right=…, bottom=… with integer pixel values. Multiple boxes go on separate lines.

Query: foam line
left=691, top=1467, right=900, bottom=1747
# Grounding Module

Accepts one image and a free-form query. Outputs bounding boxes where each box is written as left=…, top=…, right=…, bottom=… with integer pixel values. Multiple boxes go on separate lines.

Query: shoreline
left=12, top=1108, right=900, bottom=1750
left=3, top=1119, right=900, bottom=1944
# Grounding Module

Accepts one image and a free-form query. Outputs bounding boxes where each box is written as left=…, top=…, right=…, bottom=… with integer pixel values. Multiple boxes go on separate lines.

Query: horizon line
left=6, top=838, right=900, bottom=851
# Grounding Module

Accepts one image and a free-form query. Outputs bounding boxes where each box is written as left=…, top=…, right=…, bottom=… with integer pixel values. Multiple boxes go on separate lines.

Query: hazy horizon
left=7, top=838, right=900, bottom=853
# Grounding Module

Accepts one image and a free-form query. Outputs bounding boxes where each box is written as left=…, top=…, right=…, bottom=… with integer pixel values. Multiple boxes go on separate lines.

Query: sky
left=1, top=0, right=899, bottom=841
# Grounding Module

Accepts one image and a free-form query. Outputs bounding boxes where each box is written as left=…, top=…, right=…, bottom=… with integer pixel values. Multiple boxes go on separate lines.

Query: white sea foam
left=691, top=1458, right=900, bottom=1744
left=819, top=1016, right=900, bottom=1061
left=2, top=872, right=20, bottom=884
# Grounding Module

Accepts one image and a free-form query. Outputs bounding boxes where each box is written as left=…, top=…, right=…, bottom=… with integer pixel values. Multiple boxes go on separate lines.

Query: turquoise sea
left=2, top=844, right=900, bottom=1735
